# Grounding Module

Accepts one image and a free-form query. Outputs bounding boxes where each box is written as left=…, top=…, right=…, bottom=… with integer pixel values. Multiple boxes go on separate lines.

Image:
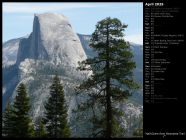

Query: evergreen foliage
left=77, top=17, right=139, bottom=138
left=2, top=101, right=14, bottom=137
left=12, top=83, right=35, bottom=137
left=2, top=83, right=35, bottom=137
left=35, top=116, right=47, bottom=137
left=43, top=75, right=71, bottom=138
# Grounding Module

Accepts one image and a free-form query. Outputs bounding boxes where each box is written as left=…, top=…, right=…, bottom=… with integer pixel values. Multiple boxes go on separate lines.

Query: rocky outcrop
left=16, top=13, right=87, bottom=67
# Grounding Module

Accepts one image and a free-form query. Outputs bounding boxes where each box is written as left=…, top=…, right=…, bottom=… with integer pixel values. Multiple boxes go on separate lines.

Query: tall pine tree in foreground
left=44, top=75, right=71, bottom=138
left=2, top=101, right=14, bottom=137
left=11, top=83, right=35, bottom=137
left=77, top=17, right=139, bottom=138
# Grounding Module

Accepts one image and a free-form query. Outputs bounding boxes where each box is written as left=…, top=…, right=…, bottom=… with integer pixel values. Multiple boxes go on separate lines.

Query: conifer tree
left=11, top=83, right=35, bottom=137
left=2, top=101, right=14, bottom=137
left=44, top=75, right=71, bottom=138
left=35, top=116, right=46, bottom=137
left=77, top=17, right=139, bottom=138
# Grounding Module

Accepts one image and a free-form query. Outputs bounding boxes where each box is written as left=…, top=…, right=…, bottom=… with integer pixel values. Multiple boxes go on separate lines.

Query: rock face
left=3, top=14, right=92, bottom=137
left=16, top=13, right=87, bottom=67
left=3, top=37, right=28, bottom=67
left=3, top=13, right=89, bottom=116
left=77, top=33, right=97, bottom=58
left=3, top=13, right=143, bottom=137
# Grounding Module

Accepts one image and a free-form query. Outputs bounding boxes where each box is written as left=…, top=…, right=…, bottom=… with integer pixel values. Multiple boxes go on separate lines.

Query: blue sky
left=3, top=2, right=143, bottom=44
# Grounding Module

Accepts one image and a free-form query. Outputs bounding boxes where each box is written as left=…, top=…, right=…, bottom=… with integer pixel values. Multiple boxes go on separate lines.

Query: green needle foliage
left=2, top=101, right=14, bottom=137
left=3, top=83, right=35, bottom=137
left=43, top=75, right=71, bottom=138
left=77, top=17, right=139, bottom=138
left=35, top=116, right=47, bottom=137
left=12, top=83, right=35, bottom=137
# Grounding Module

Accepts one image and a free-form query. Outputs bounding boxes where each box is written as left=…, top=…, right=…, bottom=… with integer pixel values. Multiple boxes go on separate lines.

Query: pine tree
left=35, top=116, right=47, bottom=137
left=77, top=17, right=139, bottom=138
left=11, top=83, right=35, bottom=137
left=2, top=101, right=14, bottom=137
left=44, top=75, right=71, bottom=138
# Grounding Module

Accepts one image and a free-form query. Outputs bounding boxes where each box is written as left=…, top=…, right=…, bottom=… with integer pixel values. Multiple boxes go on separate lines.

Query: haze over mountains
left=3, top=13, right=143, bottom=137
